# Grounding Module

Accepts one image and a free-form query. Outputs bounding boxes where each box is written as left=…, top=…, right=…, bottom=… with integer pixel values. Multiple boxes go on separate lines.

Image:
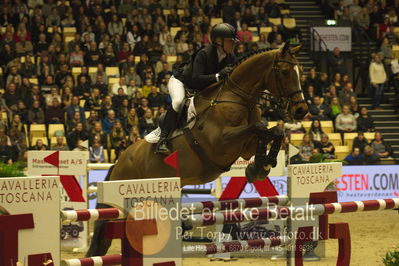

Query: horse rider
left=155, top=23, right=238, bottom=155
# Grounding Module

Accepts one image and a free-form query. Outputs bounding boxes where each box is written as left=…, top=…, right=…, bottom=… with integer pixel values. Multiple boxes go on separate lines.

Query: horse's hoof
left=264, top=164, right=272, bottom=171
left=245, top=163, right=269, bottom=183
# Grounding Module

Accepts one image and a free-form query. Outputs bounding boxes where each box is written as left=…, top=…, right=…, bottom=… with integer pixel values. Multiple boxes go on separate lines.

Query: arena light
left=326, top=20, right=337, bottom=26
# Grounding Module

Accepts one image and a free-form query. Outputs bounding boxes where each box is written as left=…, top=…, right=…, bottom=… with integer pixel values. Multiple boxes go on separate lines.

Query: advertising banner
left=27, top=151, right=89, bottom=175
left=181, top=165, right=399, bottom=202
left=0, top=176, right=60, bottom=266
left=336, top=165, right=399, bottom=201
left=97, top=178, right=182, bottom=266
left=311, top=26, right=352, bottom=52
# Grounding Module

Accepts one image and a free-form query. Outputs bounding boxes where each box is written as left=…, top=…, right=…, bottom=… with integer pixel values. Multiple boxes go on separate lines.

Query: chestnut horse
left=86, top=43, right=308, bottom=256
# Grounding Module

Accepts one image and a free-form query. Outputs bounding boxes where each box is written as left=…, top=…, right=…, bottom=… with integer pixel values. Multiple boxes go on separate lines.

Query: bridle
left=225, top=52, right=306, bottom=113
left=195, top=50, right=306, bottom=129
left=269, top=53, right=306, bottom=113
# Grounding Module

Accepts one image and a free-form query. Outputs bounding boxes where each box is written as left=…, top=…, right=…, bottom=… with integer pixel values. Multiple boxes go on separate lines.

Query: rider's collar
left=216, top=48, right=227, bottom=63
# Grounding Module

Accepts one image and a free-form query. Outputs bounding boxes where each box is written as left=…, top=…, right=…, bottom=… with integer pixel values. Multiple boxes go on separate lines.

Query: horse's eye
left=282, top=70, right=289, bottom=76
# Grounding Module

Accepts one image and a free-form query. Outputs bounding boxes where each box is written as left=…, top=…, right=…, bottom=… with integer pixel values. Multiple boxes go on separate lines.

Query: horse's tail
left=85, top=164, right=115, bottom=257
left=104, top=164, right=115, bottom=181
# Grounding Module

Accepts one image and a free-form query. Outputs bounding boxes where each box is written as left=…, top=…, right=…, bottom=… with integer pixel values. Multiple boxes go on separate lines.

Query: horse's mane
left=229, top=47, right=275, bottom=73
left=196, top=48, right=276, bottom=97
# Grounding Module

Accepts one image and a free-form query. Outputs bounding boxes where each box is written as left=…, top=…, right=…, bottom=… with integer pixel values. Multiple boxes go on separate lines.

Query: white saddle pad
left=145, top=97, right=197, bottom=143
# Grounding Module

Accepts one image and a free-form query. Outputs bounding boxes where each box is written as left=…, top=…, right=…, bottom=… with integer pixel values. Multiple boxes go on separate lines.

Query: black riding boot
left=155, top=108, right=178, bottom=155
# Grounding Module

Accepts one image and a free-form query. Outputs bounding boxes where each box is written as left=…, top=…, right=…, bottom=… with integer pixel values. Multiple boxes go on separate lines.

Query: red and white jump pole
left=187, top=198, right=399, bottom=227
left=61, top=208, right=124, bottom=222
left=62, top=254, right=121, bottom=266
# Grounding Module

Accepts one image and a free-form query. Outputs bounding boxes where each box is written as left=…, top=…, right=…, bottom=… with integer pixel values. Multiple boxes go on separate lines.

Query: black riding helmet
left=210, top=23, right=238, bottom=44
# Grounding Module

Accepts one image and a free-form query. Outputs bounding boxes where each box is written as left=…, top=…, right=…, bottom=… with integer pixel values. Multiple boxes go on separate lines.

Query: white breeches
left=168, top=75, right=186, bottom=112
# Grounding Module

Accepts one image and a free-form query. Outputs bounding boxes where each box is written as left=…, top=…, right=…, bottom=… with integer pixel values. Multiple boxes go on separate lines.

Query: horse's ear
left=291, top=45, right=302, bottom=55
left=281, top=42, right=290, bottom=56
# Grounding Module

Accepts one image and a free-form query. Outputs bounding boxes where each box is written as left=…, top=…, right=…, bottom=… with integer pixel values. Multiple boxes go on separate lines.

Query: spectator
left=125, top=66, right=142, bottom=87
left=93, top=75, right=108, bottom=97
left=127, top=24, right=142, bottom=48
left=15, top=34, right=33, bottom=55
left=67, top=122, right=89, bottom=150
left=327, top=47, right=347, bottom=75
left=369, top=54, right=387, bottom=109
left=330, top=96, right=342, bottom=119
left=380, top=37, right=393, bottom=61
left=298, top=133, right=314, bottom=162
left=61, top=87, right=73, bottom=108
left=349, top=0, right=362, bottom=20
left=82, top=25, right=96, bottom=43
left=139, top=109, right=158, bottom=137
left=70, top=44, right=84, bottom=66
left=309, top=119, right=324, bottom=142
left=103, top=110, right=116, bottom=134
left=354, top=7, right=370, bottom=41
left=111, top=77, right=128, bottom=96
left=103, top=44, right=117, bottom=66
left=332, top=72, right=343, bottom=91
left=90, top=122, right=107, bottom=147
left=344, top=147, right=364, bottom=165
left=357, top=106, right=375, bottom=132
left=6, top=66, right=22, bottom=87
left=284, top=120, right=305, bottom=136
left=319, top=133, right=335, bottom=159
left=348, top=96, right=360, bottom=117
left=3, top=83, right=21, bottom=112
left=266, top=0, right=281, bottom=18
left=45, top=98, right=64, bottom=124
left=28, top=100, right=45, bottom=124
left=20, top=54, right=37, bottom=78
left=127, top=126, right=142, bottom=145
left=31, top=139, right=48, bottom=151
left=362, top=145, right=380, bottom=164
left=378, top=16, right=390, bottom=40
left=353, top=132, right=369, bottom=152
left=68, top=111, right=85, bottom=131
left=118, top=42, right=134, bottom=63
left=112, top=88, right=129, bottom=109
left=0, top=136, right=15, bottom=164
left=371, top=131, right=392, bottom=158
left=47, top=7, right=60, bottom=27
left=115, top=138, right=128, bottom=160
left=163, top=35, right=177, bottom=56
left=85, top=42, right=102, bottom=66
left=147, top=87, right=164, bottom=108
left=306, top=68, right=320, bottom=94
left=45, top=88, right=61, bottom=107
left=237, top=23, right=253, bottom=42
left=85, top=88, right=102, bottom=113
left=257, top=33, right=270, bottom=49
left=108, top=14, right=123, bottom=37
left=89, top=139, right=105, bottom=163
left=110, top=120, right=126, bottom=149
left=324, top=85, right=339, bottom=105
left=339, top=82, right=356, bottom=105
left=309, top=96, right=331, bottom=120
left=52, top=136, right=69, bottom=151
left=66, top=96, right=86, bottom=123
left=335, top=105, right=357, bottom=135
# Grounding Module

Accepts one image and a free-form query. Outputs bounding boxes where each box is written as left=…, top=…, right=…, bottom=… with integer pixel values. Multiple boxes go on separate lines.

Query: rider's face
left=222, top=38, right=236, bottom=54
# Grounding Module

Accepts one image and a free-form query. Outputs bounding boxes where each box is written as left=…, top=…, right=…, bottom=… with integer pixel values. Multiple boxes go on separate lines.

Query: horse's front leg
left=246, top=125, right=284, bottom=183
